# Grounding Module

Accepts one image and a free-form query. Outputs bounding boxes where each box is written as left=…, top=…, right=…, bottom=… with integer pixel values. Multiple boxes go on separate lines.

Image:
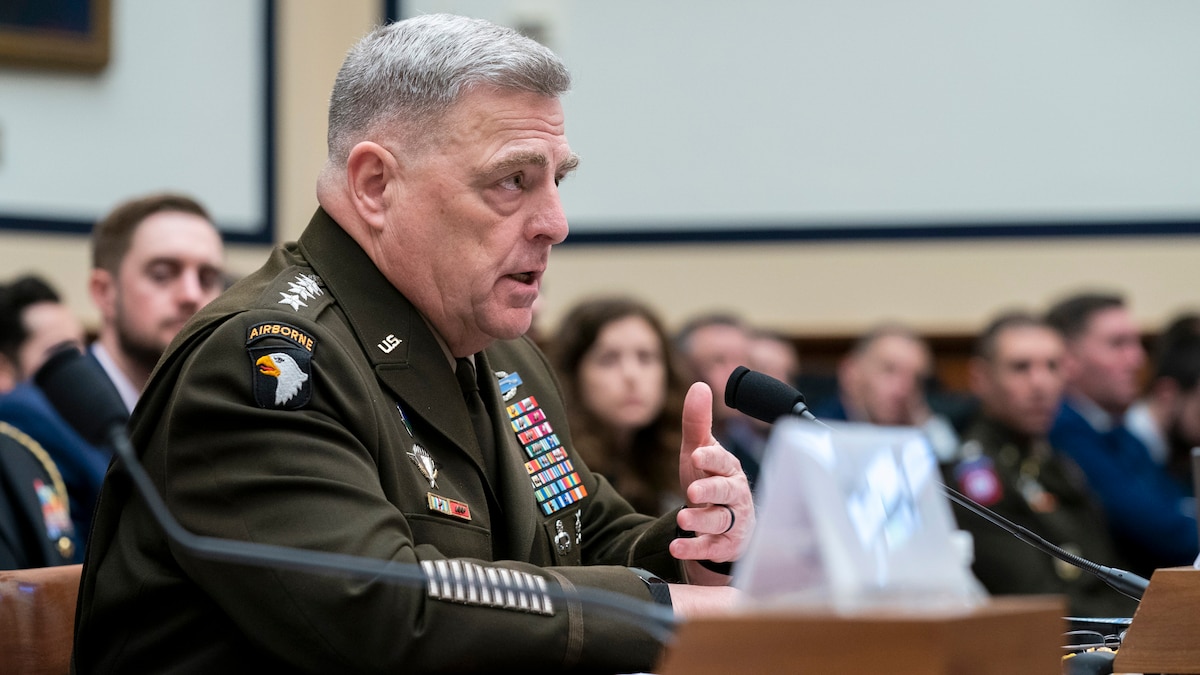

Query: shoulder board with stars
left=499, top=372, right=588, bottom=517
left=258, top=270, right=330, bottom=316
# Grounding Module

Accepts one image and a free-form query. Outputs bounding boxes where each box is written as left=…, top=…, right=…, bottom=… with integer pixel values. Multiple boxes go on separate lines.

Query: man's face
left=683, top=324, right=750, bottom=422
left=578, top=315, right=668, bottom=435
left=378, top=87, right=575, bottom=357
left=844, top=334, right=930, bottom=426
left=97, top=211, right=225, bottom=367
left=1063, top=306, right=1145, bottom=415
left=748, top=336, right=798, bottom=387
left=17, top=301, right=85, bottom=380
left=973, top=325, right=1065, bottom=437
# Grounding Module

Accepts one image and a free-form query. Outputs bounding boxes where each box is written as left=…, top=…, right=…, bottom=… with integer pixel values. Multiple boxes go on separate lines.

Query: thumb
left=680, top=381, right=715, bottom=458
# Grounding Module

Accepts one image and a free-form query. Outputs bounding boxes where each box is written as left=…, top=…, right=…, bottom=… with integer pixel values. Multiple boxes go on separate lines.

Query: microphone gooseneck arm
left=939, top=482, right=1148, bottom=601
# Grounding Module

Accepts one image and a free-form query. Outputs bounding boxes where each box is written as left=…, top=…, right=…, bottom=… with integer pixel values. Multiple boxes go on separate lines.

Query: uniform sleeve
left=153, top=311, right=668, bottom=674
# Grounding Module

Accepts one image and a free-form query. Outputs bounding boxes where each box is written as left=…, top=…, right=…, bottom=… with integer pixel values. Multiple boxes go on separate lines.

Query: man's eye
left=501, top=174, right=524, bottom=190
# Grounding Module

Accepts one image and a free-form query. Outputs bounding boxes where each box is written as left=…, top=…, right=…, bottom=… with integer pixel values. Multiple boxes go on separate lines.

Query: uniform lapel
left=297, top=210, right=488, bottom=475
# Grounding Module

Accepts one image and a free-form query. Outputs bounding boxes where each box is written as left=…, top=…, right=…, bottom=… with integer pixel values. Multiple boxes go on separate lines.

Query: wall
left=2, top=1, right=1197, bottom=342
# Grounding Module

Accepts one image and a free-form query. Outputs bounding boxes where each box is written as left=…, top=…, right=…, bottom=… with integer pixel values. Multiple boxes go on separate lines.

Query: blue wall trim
left=557, top=218, right=1200, bottom=246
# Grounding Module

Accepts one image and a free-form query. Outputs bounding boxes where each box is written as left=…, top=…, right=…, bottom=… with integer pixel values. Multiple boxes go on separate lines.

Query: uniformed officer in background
left=945, top=311, right=1138, bottom=618
left=73, top=14, right=753, bottom=674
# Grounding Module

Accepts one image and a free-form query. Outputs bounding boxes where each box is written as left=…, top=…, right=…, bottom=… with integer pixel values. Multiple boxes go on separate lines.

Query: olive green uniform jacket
left=73, top=209, right=682, bottom=674
left=943, top=416, right=1138, bottom=618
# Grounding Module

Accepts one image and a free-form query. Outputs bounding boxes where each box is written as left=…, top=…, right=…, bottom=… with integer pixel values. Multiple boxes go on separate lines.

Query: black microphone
left=34, top=343, right=129, bottom=448
left=722, top=365, right=1150, bottom=603
left=725, top=365, right=819, bottom=423
left=34, top=345, right=677, bottom=643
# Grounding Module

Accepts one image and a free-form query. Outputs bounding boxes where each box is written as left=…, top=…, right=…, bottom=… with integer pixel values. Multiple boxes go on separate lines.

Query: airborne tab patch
left=247, top=322, right=316, bottom=409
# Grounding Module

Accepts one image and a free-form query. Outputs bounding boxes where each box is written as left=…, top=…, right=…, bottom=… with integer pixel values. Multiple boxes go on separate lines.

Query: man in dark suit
left=1046, top=292, right=1197, bottom=575
left=74, top=14, right=753, bottom=673
left=86, top=192, right=226, bottom=413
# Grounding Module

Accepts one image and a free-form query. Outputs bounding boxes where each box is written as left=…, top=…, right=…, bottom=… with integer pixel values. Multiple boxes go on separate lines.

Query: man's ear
left=345, top=141, right=398, bottom=232
left=89, top=268, right=117, bottom=321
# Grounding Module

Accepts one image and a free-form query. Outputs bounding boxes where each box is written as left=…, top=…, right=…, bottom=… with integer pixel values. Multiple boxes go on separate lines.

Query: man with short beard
left=87, top=193, right=226, bottom=413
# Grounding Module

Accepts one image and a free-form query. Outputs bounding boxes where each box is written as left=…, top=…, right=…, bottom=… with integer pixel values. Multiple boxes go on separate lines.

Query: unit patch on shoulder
left=247, top=322, right=316, bottom=409
left=953, top=455, right=1004, bottom=507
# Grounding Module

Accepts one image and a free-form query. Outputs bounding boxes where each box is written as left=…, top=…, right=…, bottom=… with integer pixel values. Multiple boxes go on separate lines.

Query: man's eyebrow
left=485, top=151, right=581, bottom=176
left=559, top=152, right=580, bottom=175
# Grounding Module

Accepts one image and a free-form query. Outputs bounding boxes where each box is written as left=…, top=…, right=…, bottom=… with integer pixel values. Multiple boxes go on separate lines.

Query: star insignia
left=278, top=292, right=307, bottom=311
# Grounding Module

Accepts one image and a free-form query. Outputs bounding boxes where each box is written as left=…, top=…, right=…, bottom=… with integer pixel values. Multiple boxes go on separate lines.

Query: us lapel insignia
left=246, top=322, right=316, bottom=410
left=408, top=443, right=439, bottom=489
left=427, top=492, right=472, bottom=521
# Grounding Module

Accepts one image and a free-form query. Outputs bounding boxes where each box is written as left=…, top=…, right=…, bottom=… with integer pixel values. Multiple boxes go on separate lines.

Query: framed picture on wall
left=0, top=0, right=111, bottom=71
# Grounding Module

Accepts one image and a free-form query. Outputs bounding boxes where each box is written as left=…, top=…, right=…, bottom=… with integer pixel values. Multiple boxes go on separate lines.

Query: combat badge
left=247, top=322, right=316, bottom=409
left=496, top=370, right=522, bottom=402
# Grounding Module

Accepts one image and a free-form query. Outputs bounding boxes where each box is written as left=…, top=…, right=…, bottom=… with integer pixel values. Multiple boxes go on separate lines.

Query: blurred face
left=379, top=87, right=575, bottom=357
left=1063, top=306, right=1145, bottom=415
left=749, top=336, right=799, bottom=386
left=972, top=325, right=1065, bottom=437
left=17, top=301, right=85, bottom=380
left=94, top=211, right=225, bottom=369
left=578, top=315, right=667, bottom=436
left=844, top=334, right=930, bottom=426
left=683, top=323, right=750, bottom=422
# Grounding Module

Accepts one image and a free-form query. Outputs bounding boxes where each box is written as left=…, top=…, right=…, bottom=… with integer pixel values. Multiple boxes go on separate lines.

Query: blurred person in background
left=88, top=192, right=226, bottom=413
left=0, top=275, right=102, bottom=560
left=550, top=296, right=688, bottom=515
left=1124, top=330, right=1200, bottom=492
left=720, top=328, right=802, bottom=489
left=675, top=313, right=769, bottom=486
left=812, top=322, right=961, bottom=463
left=944, top=311, right=1137, bottom=618
left=1046, top=291, right=1197, bottom=574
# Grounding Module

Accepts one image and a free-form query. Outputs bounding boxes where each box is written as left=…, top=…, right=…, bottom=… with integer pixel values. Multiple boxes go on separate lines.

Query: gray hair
left=326, top=13, right=571, bottom=164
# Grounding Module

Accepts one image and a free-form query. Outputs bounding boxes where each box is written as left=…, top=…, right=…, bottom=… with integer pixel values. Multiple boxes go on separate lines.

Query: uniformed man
left=73, top=14, right=753, bottom=673
left=945, top=311, right=1138, bottom=618
left=0, top=421, right=77, bottom=569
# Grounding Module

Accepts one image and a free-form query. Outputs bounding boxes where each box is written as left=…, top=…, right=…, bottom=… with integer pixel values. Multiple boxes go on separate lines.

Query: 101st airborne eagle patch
left=247, top=322, right=316, bottom=409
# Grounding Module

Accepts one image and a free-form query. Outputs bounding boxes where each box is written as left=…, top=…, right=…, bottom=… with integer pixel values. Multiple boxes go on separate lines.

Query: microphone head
left=724, top=365, right=807, bottom=425
left=34, top=344, right=129, bottom=447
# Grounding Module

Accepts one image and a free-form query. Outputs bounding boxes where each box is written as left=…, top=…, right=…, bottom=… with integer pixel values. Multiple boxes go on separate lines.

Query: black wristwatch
left=630, top=568, right=672, bottom=607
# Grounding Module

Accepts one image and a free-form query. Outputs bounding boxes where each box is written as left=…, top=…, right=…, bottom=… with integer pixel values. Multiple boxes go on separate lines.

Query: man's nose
left=533, top=189, right=569, bottom=245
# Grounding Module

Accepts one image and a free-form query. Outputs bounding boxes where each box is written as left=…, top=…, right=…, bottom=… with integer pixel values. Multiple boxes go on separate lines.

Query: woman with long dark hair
left=549, top=296, right=688, bottom=516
